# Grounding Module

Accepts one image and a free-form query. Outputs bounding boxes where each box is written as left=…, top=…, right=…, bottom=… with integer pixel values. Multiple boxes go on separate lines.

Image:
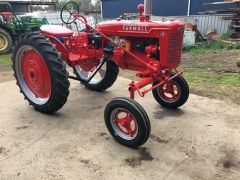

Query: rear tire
left=12, top=32, right=70, bottom=114
left=0, top=28, right=12, bottom=54
left=73, top=60, right=119, bottom=91
left=104, top=97, right=151, bottom=148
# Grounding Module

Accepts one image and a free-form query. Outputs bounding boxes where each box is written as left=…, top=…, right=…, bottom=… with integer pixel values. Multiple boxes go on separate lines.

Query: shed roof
left=0, top=0, right=56, bottom=5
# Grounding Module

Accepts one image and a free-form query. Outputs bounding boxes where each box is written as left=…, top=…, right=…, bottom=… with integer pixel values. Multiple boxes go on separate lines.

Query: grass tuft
left=0, top=53, right=12, bottom=65
left=183, top=38, right=240, bottom=56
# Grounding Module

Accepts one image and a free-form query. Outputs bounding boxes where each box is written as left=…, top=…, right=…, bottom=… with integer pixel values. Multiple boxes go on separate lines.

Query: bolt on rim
left=0, top=34, right=8, bottom=50
left=157, top=80, right=181, bottom=103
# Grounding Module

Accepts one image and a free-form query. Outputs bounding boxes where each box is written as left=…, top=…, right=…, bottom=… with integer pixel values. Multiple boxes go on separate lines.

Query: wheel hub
left=159, top=81, right=181, bottom=101
left=0, top=34, right=7, bottom=50
left=114, top=110, right=137, bottom=137
left=21, top=49, right=51, bottom=99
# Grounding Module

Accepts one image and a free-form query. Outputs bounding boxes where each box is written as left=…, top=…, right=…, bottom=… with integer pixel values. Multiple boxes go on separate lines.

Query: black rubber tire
left=74, top=60, right=119, bottom=91
left=0, top=28, right=12, bottom=55
left=12, top=32, right=70, bottom=114
left=104, top=97, right=151, bottom=148
left=152, top=74, right=189, bottom=109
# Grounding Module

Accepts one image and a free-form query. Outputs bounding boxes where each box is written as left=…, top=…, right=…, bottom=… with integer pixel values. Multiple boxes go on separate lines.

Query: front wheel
left=152, top=74, right=189, bottom=108
left=104, top=97, right=151, bottom=148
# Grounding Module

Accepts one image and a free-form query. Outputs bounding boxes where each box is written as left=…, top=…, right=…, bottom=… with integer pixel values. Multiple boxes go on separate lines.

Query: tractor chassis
left=12, top=1, right=190, bottom=148
left=69, top=56, right=183, bottom=101
left=68, top=14, right=184, bottom=101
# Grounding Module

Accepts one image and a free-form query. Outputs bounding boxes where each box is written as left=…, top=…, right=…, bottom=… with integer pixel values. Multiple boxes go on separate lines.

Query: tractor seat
left=40, top=25, right=73, bottom=37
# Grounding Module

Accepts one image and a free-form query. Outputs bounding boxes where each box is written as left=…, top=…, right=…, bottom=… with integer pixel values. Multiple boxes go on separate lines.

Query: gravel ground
left=0, top=78, right=240, bottom=180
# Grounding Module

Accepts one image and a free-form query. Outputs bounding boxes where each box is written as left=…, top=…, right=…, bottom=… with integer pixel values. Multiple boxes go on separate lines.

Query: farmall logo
left=122, top=24, right=148, bottom=32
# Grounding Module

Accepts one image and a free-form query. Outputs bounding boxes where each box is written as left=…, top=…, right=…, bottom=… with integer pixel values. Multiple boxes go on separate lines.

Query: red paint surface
left=21, top=49, right=51, bottom=99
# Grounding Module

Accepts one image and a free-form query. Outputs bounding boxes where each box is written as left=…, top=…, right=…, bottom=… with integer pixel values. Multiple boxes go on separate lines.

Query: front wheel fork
left=128, top=71, right=183, bottom=99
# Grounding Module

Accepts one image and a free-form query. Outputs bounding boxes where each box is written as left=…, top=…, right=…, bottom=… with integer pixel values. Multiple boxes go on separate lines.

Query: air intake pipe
left=144, top=0, right=152, bottom=17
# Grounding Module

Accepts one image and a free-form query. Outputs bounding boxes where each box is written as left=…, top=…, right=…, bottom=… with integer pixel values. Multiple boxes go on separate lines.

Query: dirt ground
left=0, top=51, right=240, bottom=179
left=0, top=65, right=13, bottom=83
left=181, top=50, right=240, bottom=103
left=0, top=77, right=240, bottom=180
left=182, top=50, right=240, bottom=74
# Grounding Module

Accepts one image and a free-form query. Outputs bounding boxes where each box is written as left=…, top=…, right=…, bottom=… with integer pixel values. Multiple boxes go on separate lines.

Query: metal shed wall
left=102, top=0, right=238, bottom=18
left=101, top=0, right=142, bottom=18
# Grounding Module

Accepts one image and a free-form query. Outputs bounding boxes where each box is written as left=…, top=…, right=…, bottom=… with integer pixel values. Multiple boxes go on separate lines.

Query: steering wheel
left=60, top=1, right=80, bottom=24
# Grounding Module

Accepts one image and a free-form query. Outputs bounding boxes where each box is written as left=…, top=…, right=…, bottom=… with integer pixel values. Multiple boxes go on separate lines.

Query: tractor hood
left=96, top=19, right=184, bottom=36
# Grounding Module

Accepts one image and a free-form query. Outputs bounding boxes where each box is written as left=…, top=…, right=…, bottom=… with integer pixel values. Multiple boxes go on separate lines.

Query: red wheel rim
left=21, top=49, right=51, bottom=99
left=158, top=80, right=181, bottom=102
left=113, top=109, right=138, bottom=138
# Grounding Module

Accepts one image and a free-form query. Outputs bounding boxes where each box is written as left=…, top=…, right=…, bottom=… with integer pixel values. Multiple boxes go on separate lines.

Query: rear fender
left=0, top=24, right=14, bottom=36
left=45, top=35, right=69, bottom=61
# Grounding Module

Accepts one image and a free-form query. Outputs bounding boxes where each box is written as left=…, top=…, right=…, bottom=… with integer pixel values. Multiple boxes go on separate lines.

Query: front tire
left=12, top=32, right=70, bottom=114
left=0, top=28, right=12, bottom=54
left=152, top=74, right=189, bottom=108
left=104, top=97, right=151, bottom=148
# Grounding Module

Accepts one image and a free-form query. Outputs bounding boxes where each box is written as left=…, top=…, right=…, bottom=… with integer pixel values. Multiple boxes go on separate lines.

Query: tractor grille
left=167, top=32, right=183, bottom=66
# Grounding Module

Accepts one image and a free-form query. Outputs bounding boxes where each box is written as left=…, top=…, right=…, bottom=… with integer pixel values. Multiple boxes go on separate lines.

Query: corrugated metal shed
left=101, top=0, right=142, bottom=18
left=101, top=0, right=237, bottom=18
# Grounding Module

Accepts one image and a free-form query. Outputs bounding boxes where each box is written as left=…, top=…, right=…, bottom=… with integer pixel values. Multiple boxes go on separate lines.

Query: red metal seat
left=40, top=25, right=73, bottom=37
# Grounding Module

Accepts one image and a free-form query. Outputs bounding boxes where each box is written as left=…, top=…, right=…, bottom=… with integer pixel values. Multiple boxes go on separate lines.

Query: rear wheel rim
left=74, top=59, right=106, bottom=84
left=0, top=34, right=8, bottom=51
left=15, top=45, right=51, bottom=105
left=110, top=108, right=138, bottom=140
left=157, top=80, right=181, bottom=103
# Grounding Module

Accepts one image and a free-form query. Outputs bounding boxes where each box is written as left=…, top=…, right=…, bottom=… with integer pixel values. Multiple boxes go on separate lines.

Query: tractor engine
left=96, top=5, right=184, bottom=72
left=104, top=36, right=160, bottom=71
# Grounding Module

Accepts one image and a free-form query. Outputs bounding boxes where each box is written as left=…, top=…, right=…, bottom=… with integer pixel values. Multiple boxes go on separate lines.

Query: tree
left=55, top=0, right=100, bottom=12
left=55, top=0, right=68, bottom=11
left=93, top=0, right=101, bottom=11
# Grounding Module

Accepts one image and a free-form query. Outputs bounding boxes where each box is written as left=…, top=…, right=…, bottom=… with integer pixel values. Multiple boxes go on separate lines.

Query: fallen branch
left=220, top=39, right=236, bottom=45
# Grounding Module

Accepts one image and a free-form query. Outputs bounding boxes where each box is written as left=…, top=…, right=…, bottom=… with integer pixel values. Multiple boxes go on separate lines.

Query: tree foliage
left=30, top=0, right=100, bottom=12
left=56, top=0, right=100, bottom=12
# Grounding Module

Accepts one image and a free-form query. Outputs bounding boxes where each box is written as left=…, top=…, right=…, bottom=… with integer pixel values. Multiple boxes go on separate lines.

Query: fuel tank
left=96, top=19, right=184, bottom=38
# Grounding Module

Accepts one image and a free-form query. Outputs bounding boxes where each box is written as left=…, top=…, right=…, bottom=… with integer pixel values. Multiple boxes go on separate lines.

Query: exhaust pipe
left=144, top=0, right=152, bottom=16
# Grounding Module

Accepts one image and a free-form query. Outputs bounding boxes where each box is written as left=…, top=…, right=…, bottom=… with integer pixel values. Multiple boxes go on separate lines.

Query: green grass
left=180, top=54, right=240, bottom=103
left=220, top=33, right=231, bottom=40
left=183, top=40, right=240, bottom=56
left=183, top=71, right=240, bottom=86
left=0, top=53, right=12, bottom=65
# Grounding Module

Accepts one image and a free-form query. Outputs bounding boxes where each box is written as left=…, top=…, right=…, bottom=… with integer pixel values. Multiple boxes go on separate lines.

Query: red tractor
left=12, top=0, right=189, bottom=148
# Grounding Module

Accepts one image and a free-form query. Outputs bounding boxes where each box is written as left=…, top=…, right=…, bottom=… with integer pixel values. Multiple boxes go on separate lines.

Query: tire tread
left=12, top=32, right=70, bottom=114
